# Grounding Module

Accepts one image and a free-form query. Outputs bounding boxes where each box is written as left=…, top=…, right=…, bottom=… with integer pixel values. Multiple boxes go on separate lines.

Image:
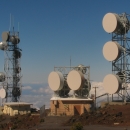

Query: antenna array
left=0, top=26, right=22, bottom=102
left=102, top=13, right=130, bottom=102
left=48, top=65, right=91, bottom=98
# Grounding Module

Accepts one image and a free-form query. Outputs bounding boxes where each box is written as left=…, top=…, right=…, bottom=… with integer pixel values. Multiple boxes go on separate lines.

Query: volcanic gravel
left=0, top=104, right=130, bottom=129
left=64, top=103, right=130, bottom=126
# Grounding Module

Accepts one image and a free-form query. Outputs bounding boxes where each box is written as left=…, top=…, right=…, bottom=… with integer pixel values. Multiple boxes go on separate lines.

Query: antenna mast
left=0, top=15, right=22, bottom=102
left=102, top=12, right=130, bottom=102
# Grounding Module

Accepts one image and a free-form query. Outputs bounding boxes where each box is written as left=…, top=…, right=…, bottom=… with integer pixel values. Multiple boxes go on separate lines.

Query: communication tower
left=0, top=28, right=22, bottom=102
left=102, top=13, right=130, bottom=102
left=48, top=65, right=91, bottom=98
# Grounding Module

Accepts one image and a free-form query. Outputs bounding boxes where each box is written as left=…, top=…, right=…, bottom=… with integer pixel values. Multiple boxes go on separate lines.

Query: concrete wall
left=3, top=105, right=31, bottom=116
left=0, top=107, right=3, bottom=115
left=50, top=100, right=93, bottom=116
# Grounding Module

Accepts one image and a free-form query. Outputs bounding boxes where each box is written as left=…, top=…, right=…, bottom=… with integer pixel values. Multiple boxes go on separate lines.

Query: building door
left=74, top=105, right=81, bottom=115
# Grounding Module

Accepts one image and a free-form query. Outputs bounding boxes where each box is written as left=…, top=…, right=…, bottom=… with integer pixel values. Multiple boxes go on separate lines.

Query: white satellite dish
left=102, top=13, right=129, bottom=34
left=10, top=36, right=20, bottom=44
left=0, top=41, right=8, bottom=50
left=0, top=88, right=6, bottom=98
left=103, top=41, right=124, bottom=61
left=2, top=32, right=9, bottom=41
left=48, top=71, right=64, bottom=91
left=103, top=74, right=122, bottom=94
left=67, top=70, right=85, bottom=90
left=0, top=72, right=5, bottom=82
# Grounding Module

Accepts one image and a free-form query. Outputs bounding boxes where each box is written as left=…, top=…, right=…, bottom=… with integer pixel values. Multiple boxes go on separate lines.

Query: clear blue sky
left=0, top=0, right=130, bottom=107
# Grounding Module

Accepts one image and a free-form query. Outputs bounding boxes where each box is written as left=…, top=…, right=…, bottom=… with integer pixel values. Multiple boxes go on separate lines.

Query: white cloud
left=90, top=82, right=106, bottom=97
left=22, top=81, right=130, bottom=109
left=22, top=86, right=32, bottom=90
left=68, top=90, right=74, bottom=96
left=32, top=82, right=44, bottom=84
left=32, top=86, right=53, bottom=95
left=25, top=82, right=45, bottom=85
left=18, top=81, right=130, bottom=110
left=32, top=89, right=36, bottom=93
left=20, top=94, right=51, bottom=109
left=21, top=85, right=53, bottom=109
left=89, top=82, right=108, bottom=107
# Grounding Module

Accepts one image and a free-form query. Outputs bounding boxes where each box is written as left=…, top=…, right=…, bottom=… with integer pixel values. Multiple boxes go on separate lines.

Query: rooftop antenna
left=93, top=86, right=98, bottom=110
left=18, top=22, right=19, bottom=32
left=9, top=14, right=11, bottom=31
left=0, top=15, right=22, bottom=102
left=13, top=15, right=14, bottom=32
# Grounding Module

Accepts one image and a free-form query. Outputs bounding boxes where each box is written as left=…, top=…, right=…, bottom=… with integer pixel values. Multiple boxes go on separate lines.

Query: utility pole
left=93, top=87, right=98, bottom=110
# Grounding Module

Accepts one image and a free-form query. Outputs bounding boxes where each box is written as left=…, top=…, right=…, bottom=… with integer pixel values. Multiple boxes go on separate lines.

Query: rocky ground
left=0, top=104, right=130, bottom=129
left=65, top=103, right=130, bottom=127
left=0, top=114, right=41, bottom=130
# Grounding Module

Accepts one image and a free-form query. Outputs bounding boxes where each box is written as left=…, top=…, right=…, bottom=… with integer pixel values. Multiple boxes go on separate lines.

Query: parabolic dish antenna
left=0, top=88, right=6, bottom=98
left=13, top=50, right=21, bottom=59
left=15, top=67, right=21, bottom=73
left=2, top=32, right=9, bottom=41
left=103, top=41, right=124, bottom=61
left=0, top=41, right=8, bottom=50
left=67, top=70, right=85, bottom=90
left=102, top=13, right=129, bottom=34
left=75, top=78, right=91, bottom=97
left=12, top=87, right=21, bottom=96
left=103, top=74, right=122, bottom=94
left=14, top=77, right=20, bottom=83
left=48, top=71, right=64, bottom=91
left=0, top=72, right=5, bottom=82
left=10, top=36, right=20, bottom=44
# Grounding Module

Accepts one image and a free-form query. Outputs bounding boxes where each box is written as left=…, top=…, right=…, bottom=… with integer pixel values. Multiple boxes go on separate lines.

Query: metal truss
left=53, top=66, right=90, bottom=98
left=3, top=31, right=22, bottom=102
left=111, top=14, right=130, bottom=102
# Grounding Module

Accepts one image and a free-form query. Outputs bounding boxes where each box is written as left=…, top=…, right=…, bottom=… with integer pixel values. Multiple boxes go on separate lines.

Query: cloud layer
left=21, top=83, right=53, bottom=108
left=21, top=82, right=107, bottom=109
left=17, top=81, right=130, bottom=109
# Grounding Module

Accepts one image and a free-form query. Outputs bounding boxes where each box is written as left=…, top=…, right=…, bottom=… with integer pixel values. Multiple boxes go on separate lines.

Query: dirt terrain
left=0, top=114, right=41, bottom=130
left=65, top=103, right=130, bottom=127
left=0, top=104, right=130, bottom=129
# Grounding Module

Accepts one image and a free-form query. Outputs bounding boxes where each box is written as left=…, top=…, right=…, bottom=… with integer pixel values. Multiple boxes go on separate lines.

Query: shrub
left=70, top=122, right=83, bottom=130
left=12, top=124, right=17, bottom=129
left=27, top=113, right=31, bottom=116
left=40, top=118, right=44, bottom=123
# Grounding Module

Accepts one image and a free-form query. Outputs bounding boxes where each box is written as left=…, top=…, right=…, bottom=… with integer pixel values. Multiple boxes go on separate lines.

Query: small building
left=3, top=102, right=32, bottom=116
left=50, top=97, right=93, bottom=116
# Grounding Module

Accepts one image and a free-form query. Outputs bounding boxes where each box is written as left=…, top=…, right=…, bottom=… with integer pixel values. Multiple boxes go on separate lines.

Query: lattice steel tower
left=0, top=28, right=22, bottom=102
left=102, top=13, right=130, bottom=102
